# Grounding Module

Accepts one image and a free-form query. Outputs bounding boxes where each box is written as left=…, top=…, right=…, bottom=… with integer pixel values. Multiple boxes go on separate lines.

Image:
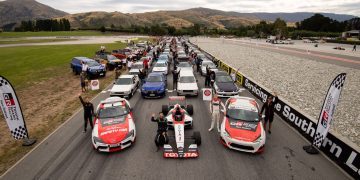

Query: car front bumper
left=177, top=90, right=198, bottom=96
left=215, top=91, right=239, bottom=97
left=110, top=91, right=131, bottom=98
left=92, top=136, right=135, bottom=152
left=141, top=90, right=166, bottom=98
left=220, top=133, right=265, bottom=153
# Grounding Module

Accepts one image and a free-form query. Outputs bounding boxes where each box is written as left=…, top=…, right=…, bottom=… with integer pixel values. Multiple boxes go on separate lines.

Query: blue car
left=141, top=72, right=167, bottom=98
left=70, top=57, right=106, bottom=78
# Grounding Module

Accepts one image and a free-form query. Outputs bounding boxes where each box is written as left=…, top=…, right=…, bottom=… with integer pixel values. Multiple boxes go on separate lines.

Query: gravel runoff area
left=191, top=37, right=360, bottom=147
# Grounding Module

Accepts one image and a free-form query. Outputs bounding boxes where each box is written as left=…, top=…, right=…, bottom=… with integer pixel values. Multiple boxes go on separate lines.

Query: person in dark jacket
left=151, top=112, right=168, bottom=151
left=172, top=69, right=180, bottom=90
left=79, top=95, right=94, bottom=133
left=205, top=66, right=211, bottom=87
left=260, top=92, right=278, bottom=134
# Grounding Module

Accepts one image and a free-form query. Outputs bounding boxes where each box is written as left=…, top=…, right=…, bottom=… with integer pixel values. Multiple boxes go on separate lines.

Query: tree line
left=91, top=14, right=359, bottom=39
left=15, top=18, right=71, bottom=32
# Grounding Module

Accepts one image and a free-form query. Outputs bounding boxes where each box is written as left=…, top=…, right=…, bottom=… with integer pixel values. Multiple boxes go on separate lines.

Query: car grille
left=230, top=143, right=254, bottom=150
left=183, top=90, right=193, bottom=92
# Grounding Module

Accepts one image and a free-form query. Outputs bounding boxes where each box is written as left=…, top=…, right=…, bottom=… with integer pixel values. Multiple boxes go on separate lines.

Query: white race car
left=220, top=96, right=266, bottom=153
left=92, top=97, right=136, bottom=152
left=161, top=96, right=201, bottom=158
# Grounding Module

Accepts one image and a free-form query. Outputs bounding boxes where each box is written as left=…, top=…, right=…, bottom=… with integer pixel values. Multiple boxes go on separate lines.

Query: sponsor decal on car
left=229, top=120, right=258, bottom=132
left=100, top=128, right=128, bottom=136
left=164, top=152, right=198, bottom=158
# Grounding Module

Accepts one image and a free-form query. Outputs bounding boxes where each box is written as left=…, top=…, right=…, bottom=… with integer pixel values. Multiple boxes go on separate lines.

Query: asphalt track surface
left=1, top=62, right=349, bottom=180
left=220, top=39, right=360, bottom=69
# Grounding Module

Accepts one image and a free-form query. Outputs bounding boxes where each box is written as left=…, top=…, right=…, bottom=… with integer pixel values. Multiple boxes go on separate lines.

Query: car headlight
left=125, top=90, right=131, bottom=94
left=253, top=134, right=262, bottom=143
left=124, top=130, right=134, bottom=139
left=93, top=136, right=105, bottom=144
left=223, top=129, right=230, bottom=138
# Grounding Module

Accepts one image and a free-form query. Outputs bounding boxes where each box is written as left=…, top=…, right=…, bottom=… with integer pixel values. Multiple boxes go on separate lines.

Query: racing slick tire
left=193, top=131, right=201, bottom=146
left=186, top=104, right=194, bottom=115
left=162, top=105, right=169, bottom=115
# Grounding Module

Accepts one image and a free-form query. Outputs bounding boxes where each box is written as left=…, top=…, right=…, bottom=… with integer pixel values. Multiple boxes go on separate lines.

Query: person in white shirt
left=127, top=60, right=133, bottom=71
left=81, top=61, right=88, bottom=73
left=209, top=94, right=225, bottom=132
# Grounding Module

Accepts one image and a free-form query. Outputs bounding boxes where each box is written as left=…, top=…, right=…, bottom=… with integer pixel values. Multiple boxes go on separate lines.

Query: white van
left=177, top=70, right=199, bottom=96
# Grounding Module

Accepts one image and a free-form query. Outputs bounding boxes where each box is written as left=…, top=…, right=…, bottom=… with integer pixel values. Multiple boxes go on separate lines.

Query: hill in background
left=0, top=1, right=358, bottom=30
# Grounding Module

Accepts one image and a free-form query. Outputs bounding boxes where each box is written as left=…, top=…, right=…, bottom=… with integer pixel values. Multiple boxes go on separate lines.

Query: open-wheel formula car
left=161, top=96, right=201, bottom=158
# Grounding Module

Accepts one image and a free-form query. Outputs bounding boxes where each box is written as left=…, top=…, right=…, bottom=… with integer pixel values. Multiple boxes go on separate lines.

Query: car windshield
left=179, top=76, right=195, bottom=83
left=146, top=75, right=163, bottom=82
left=202, top=62, right=216, bottom=68
left=87, top=61, right=101, bottom=67
left=98, top=107, right=128, bottom=125
left=132, top=64, right=143, bottom=69
left=227, top=108, right=259, bottom=122
left=216, top=76, right=233, bottom=83
left=178, top=62, right=191, bottom=67
left=107, top=55, right=117, bottom=60
left=155, top=63, right=166, bottom=67
left=116, top=78, right=132, bottom=84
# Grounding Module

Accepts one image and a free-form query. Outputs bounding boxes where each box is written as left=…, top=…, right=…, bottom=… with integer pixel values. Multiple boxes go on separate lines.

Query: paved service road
left=0, top=63, right=349, bottom=180
left=217, top=38, right=360, bottom=69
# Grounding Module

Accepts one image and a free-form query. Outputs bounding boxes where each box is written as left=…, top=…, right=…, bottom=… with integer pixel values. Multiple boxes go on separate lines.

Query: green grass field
left=0, top=31, right=113, bottom=38
left=0, top=38, right=75, bottom=45
left=0, top=42, right=126, bottom=89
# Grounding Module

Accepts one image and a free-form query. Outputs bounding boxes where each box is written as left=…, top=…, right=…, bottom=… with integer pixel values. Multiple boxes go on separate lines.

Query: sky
left=31, top=0, right=360, bottom=16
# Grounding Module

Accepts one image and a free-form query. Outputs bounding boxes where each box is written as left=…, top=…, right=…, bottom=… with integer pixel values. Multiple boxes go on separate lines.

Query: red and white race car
left=220, top=96, right=266, bottom=153
left=161, top=96, right=201, bottom=158
left=92, top=97, right=136, bottom=152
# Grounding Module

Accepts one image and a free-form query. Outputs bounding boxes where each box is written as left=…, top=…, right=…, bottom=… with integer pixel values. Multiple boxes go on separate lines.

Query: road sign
left=202, top=88, right=212, bottom=101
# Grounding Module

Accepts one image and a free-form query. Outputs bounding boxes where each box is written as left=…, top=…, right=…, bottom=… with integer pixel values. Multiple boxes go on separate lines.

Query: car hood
left=98, top=116, right=129, bottom=144
left=216, top=82, right=238, bottom=92
left=142, top=82, right=165, bottom=90
left=178, top=82, right=198, bottom=90
left=225, top=118, right=261, bottom=142
left=111, top=84, right=132, bottom=92
left=153, top=67, right=167, bottom=72
left=89, top=65, right=105, bottom=71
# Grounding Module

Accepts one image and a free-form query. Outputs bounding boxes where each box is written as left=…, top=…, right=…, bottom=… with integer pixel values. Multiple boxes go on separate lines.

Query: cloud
left=36, top=0, right=360, bottom=16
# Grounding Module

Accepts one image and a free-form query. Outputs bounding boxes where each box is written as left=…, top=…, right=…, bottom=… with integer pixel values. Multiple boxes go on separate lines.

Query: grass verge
left=0, top=41, right=128, bottom=175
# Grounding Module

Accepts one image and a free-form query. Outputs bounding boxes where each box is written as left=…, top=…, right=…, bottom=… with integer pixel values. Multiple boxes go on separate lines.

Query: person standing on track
left=209, top=94, right=225, bottom=132
left=172, top=69, right=180, bottom=90
left=260, top=92, right=278, bottom=134
left=143, top=58, right=149, bottom=72
left=353, top=44, right=357, bottom=52
left=205, top=66, right=211, bottom=87
left=79, top=95, right=94, bottom=133
left=151, top=112, right=168, bottom=151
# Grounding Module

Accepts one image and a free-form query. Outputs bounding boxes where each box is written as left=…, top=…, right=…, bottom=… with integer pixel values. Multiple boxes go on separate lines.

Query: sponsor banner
left=91, top=79, right=100, bottom=90
left=202, top=88, right=212, bottom=101
left=0, top=76, right=28, bottom=140
left=189, top=42, right=360, bottom=179
left=313, top=73, right=346, bottom=148
left=163, top=152, right=198, bottom=158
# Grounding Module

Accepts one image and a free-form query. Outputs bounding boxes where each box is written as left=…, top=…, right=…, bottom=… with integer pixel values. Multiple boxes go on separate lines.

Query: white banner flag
left=0, top=76, right=29, bottom=140
left=313, top=73, right=346, bottom=148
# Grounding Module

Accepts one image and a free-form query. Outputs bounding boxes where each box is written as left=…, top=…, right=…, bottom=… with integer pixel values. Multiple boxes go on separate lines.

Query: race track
left=0, top=61, right=349, bottom=180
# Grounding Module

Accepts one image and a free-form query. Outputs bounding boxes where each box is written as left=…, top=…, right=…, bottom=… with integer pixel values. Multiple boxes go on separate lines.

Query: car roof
left=100, top=97, right=126, bottom=106
left=119, top=74, right=134, bottom=78
left=133, top=62, right=143, bottom=65
left=74, top=57, right=93, bottom=61
left=216, top=71, right=229, bottom=76
left=179, top=70, right=195, bottom=76
left=227, top=96, right=259, bottom=112
left=148, top=72, right=164, bottom=76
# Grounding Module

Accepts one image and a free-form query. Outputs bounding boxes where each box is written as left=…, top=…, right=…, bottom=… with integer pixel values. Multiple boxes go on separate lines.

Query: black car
left=212, top=71, right=239, bottom=97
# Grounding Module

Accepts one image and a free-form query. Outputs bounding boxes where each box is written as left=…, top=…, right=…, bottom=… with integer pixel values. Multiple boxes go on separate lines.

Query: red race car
left=92, top=97, right=136, bottom=152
